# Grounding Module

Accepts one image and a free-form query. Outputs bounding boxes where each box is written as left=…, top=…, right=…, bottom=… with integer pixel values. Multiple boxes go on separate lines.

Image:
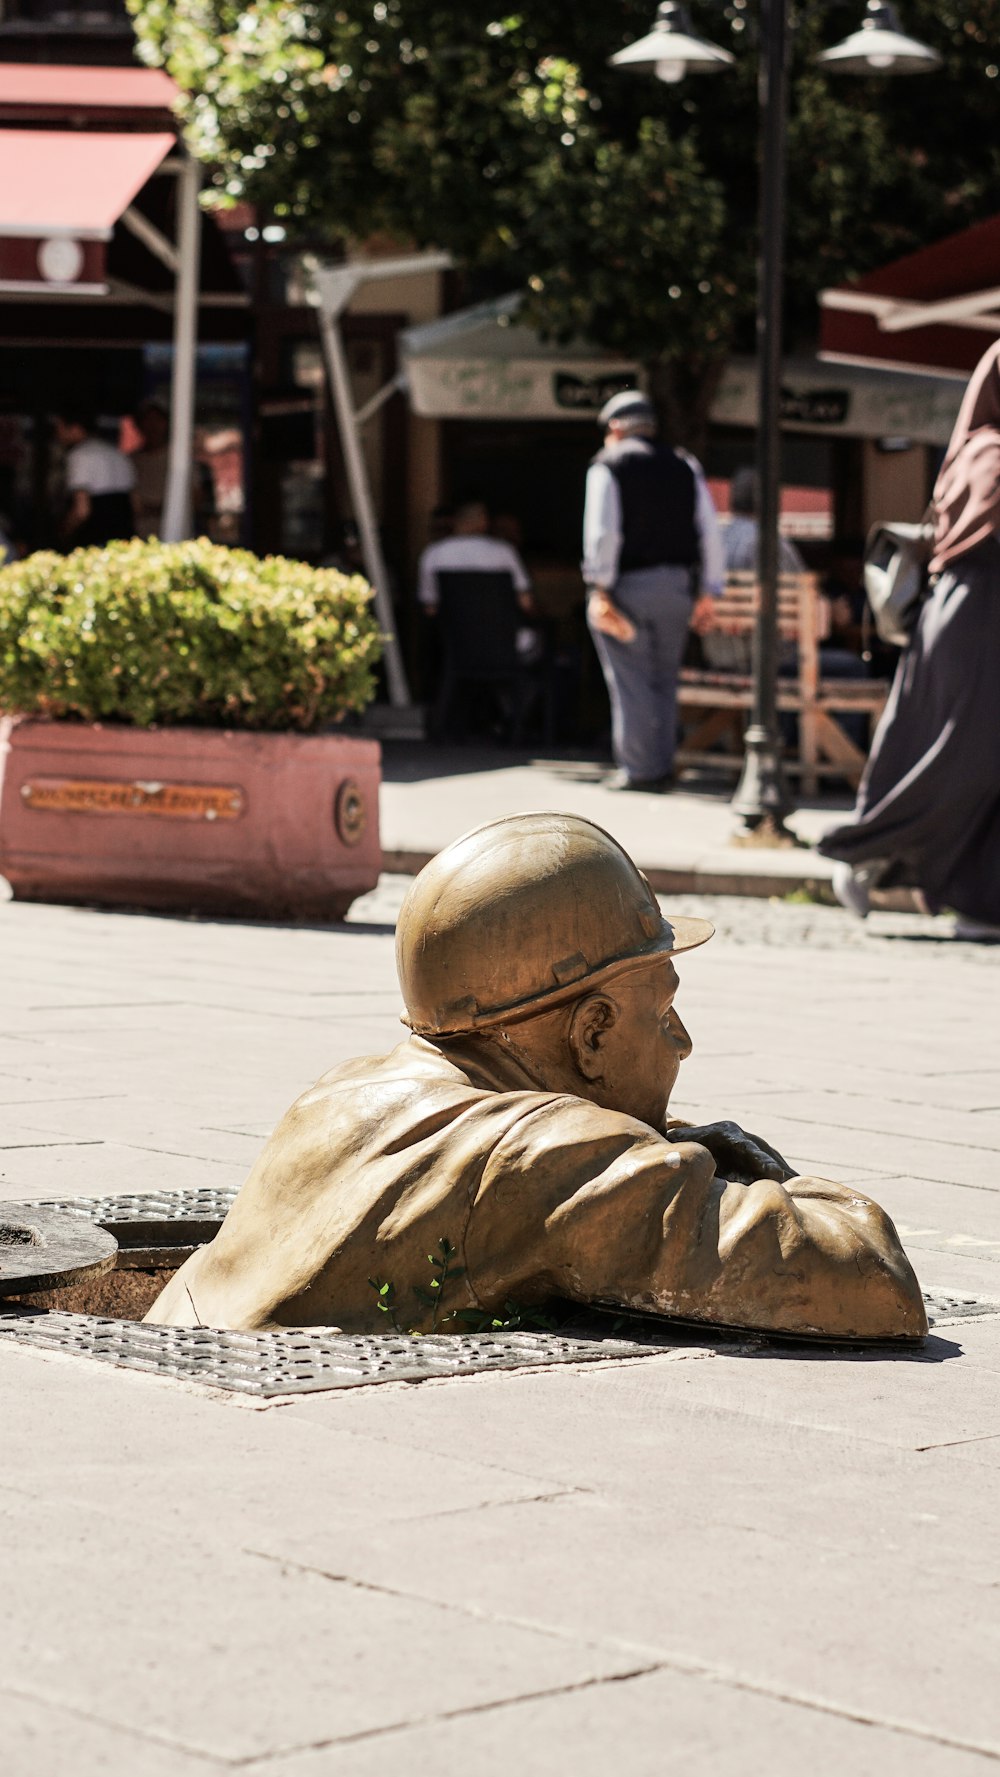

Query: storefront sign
left=711, top=357, right=963, bottom=444
left=407, top=357, right=640, bottom=421
left=21, top=778, right=245, bottom=821
left=553, top=372, right=637, bottom=413
left=778, top=386, right=850, bottom=426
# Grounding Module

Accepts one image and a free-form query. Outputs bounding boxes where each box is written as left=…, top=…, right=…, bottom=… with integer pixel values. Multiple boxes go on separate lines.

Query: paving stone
left=4, top=872, right=1000, bottom=1773
left=0, top=1484, right=640, bottom=1763
left=258, top=1485, right=1000, bottom=1755
left=0, top=1339, right=566, bottom=1530
left=742, top=1114, right=1000, bottom=1190
left=263, top=1664, right=1000, bottom=1777
left=3, top=1689, right=222, bottom=1777
left=0, top=1140, right=246, bottom=1201
left=285, top=1333, right=1000, bottom=1529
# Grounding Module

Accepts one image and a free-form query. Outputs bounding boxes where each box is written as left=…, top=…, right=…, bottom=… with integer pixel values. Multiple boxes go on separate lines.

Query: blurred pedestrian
left=417, top=496, right=533, bottom=617
left=132, top=401, right=214, bottom=538
left=821, top=339, right=1000, bottom=938
left=723, top=466, right=806, bottom=576
left=54, top=408, right=135, bottom=548
left=131, top=400, right=170, bottom=539
left=583, top=391, right=723, bottom=791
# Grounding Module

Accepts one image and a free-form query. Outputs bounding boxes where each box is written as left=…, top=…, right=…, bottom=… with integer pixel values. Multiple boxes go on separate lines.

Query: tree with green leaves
left=130, top=1, right=1000, bottom=442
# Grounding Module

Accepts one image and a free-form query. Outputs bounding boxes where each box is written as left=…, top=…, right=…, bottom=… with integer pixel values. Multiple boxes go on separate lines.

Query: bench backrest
left=711, top=572, right=828, bottom=639
left=700, top=572, right=828, bottom=675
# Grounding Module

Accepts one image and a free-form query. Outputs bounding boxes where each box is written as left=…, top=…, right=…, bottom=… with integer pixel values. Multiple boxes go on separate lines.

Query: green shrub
left=0, top=538, right=383, bottom=731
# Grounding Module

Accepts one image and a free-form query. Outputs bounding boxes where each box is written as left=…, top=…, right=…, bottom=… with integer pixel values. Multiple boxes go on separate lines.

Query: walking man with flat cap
left=584, top=390, right=724, bottom=791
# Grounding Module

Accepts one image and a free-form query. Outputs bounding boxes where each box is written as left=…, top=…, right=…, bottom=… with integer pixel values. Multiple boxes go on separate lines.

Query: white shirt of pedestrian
left=582, top=449, right=725, bottom=597
left=65, top=438, right=135, bottom=496
left=418, top=535, right=531, bottom=608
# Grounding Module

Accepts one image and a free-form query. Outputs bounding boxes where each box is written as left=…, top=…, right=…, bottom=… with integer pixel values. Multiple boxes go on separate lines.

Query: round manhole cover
left=0, top=1205, right=118, bottom=1296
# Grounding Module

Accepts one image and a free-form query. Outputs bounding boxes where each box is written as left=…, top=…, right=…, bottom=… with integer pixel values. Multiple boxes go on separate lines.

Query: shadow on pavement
left=377, top=740, right=606, bottom=783
left=566, top=1307, right=962, bottom=1364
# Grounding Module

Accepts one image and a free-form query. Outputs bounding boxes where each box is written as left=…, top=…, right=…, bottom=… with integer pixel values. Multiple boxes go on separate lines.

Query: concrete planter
left=0, top=716, right=382, bottom=920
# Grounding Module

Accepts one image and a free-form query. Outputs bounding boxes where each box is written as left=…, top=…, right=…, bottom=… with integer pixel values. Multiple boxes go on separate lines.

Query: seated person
left=147, top=815, right=925, bottom=1342
left=417, top=496, right=533, bottom=618
left=55, top=408, right=136, bottom=549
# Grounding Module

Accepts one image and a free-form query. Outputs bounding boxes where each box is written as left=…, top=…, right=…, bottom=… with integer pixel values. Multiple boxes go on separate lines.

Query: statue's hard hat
left=396, top=812, right=713, bottom=1037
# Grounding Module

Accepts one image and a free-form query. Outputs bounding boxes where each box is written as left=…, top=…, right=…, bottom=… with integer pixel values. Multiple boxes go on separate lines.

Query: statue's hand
left=668, top=1118, right=794, bottom=1185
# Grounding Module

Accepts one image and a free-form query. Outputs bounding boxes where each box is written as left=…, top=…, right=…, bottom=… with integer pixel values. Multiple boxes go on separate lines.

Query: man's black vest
left=594, top=436, right=698, bottom=574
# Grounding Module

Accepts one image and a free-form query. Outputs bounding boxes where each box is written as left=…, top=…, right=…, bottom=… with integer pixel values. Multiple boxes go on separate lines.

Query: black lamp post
left=610, top=1, right=941, bottom=836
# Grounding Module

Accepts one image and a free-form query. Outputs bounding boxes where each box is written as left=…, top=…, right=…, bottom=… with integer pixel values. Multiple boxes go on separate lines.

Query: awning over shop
left=401, top=294, right=639, bottom=420
left=0, top=127, right=174, bottom=239
left=819, top=215, right=1000, bottom=378
left=0, top=61, right=224, bottom=541
left=0, top=129, right=175, bottom=295
left=0, top=64, right=179, bottom=116
left=402, top=299, right=962, bottom=441
left=712, top=354, right=963, bottom=445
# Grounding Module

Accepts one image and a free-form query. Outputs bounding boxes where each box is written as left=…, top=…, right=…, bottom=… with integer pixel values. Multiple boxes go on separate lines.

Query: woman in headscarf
left=820, top=338, right=1000, bottom=938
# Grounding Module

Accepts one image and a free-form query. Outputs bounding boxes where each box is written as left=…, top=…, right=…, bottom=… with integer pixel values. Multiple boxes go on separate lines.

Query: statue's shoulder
left=498, top=1088, right=666, bottom=1155
left=265, top=1036, right=493, bottom=1151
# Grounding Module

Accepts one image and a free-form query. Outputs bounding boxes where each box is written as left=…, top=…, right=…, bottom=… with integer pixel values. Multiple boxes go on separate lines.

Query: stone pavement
left=2, top=884, right=1000, bottom=1774
left=379, top=742, right=848, bottom=898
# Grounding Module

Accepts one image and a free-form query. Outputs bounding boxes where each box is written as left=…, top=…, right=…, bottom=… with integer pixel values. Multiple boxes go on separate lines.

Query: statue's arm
left=465, top=1098, right=925, bottom=1340
left=664, top=1116, right=794, bottom=1184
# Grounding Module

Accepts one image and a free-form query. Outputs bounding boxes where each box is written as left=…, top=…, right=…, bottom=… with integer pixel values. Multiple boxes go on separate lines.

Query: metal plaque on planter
left=21, top=778, right=245, bottom=821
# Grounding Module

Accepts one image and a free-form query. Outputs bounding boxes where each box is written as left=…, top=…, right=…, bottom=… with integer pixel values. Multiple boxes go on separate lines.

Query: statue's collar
left=407, top=1031, right=547, bottom=1096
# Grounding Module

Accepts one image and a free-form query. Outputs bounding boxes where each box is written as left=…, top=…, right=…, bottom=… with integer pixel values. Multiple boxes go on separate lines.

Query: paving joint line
left=0, top=1681, right=225, bottom=1773
left=236, top=1665, right=665, bottom=1766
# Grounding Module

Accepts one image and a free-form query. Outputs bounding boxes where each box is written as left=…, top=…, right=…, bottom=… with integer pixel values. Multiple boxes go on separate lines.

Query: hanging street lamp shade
left=609, top=1, right=735, bottom=84
left=817, top=2, right=942, bottom=74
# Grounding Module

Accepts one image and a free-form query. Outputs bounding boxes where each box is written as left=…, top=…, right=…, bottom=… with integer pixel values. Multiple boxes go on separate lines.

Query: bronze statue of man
left=147, top=813, right=926, bottom=1341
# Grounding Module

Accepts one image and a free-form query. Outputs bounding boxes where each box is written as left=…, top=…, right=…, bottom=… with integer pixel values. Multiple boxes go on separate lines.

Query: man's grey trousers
left=587, top=565, right=694, bottom=784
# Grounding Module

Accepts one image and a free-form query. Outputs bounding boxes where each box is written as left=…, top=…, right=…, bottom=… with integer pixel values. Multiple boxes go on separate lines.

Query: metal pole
left=315, top=296, right=412, bottom=709
left=161, top=157, right=202, bottom=543
left=731, top=0, right=793, bottom=834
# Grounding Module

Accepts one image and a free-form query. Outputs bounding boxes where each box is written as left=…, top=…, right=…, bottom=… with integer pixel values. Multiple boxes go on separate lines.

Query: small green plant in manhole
left=368, top=1237, right=558, bottom=1336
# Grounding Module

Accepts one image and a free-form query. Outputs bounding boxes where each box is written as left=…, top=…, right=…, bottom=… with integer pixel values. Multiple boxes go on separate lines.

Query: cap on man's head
left=598, top=390, right=657, bottom=432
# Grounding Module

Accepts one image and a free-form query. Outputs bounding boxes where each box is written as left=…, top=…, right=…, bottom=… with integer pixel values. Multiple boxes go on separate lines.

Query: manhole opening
left=2, top=1193, right=1000, bottom=1397
left=12, top=1221, right=202, bottom=1320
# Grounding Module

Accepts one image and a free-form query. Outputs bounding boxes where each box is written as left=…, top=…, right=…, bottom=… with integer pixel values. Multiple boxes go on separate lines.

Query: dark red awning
left=820, top=214, right=1000, bottom=378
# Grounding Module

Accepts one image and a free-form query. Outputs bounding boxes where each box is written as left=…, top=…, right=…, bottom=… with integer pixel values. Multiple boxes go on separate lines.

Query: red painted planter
left=0, top=717, right=382, bottom=920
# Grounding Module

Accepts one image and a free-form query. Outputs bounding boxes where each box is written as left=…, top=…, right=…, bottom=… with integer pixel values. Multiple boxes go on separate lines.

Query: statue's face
left=597, top=955, right=692, bottom=1131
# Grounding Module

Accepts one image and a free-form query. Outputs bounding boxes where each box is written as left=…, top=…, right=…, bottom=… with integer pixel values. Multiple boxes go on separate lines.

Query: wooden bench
left=677, top=571, right=890, bottom=796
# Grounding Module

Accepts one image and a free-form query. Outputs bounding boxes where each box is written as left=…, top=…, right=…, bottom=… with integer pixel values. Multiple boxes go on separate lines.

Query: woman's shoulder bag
left=863, top=505, right=936, bottom=648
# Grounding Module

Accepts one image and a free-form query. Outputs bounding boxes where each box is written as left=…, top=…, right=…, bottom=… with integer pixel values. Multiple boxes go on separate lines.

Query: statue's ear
left=568, top=993, right=619, bottom=1081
